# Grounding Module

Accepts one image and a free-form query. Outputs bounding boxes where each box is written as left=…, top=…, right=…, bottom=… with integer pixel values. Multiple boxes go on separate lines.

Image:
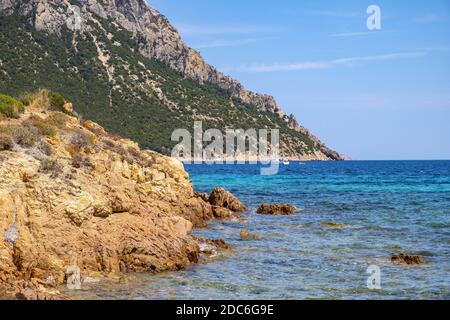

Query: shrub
left=66, top=143, right=80, bottom=157
left=0, top=124, right=17, bottom=135
left=13, top=126, right=37, bottom=147
left=38, top=140, right=53, bottom=156
left=26, top=89, right=50, bottom=110
left=19, top=92, right=38, bottom=106
left=49, top=91, right=66, bottom=111
left=49, top=112, right=69, bottom=128
left=0, top=134, right=14, bottom=151
left=0, top=94, right=25, bottom=118
left=71, top=130, right=95, bottom=148
left=28, top=115, right=57, bottom=137
left=39, top=158, right=63, bottom=177
left=72, top=154, right=93, bottom=169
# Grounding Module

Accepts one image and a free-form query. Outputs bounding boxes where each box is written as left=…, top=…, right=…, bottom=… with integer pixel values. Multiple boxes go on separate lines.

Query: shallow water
left=63, top=161, right=450, bottom=300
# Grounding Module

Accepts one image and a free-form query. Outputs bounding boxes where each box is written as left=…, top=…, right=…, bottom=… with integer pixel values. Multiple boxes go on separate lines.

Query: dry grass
left=39, top=158, right=63, bottom=177
left=25, top=89, right=50, bottom=111
left=13, top=126, right=37, bottom=147
left=27, top=115, right=57, bottom=137
left=49, top=112, right=69, bottom=128
left=0, top=134, right=14, bottom=151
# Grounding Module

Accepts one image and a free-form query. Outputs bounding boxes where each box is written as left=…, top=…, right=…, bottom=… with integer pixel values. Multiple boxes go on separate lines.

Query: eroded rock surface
left=0, top=97, right=241, bottom=299
left=209, top=188, right=247, bottom=213
left=256, top=203, right=298, bottom=216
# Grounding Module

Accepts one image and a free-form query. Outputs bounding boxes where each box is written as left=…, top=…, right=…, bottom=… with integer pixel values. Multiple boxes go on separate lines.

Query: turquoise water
left=66, top=161, right=450, bottom=300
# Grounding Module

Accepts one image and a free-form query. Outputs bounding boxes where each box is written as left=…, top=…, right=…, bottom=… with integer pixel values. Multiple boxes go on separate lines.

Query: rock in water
left=391, top=253, right=425, bottom=265
left=240, top=229, right=260, bottom=240
left=256, top=203, right=298, bottom=215
left=209, top=188, right=246, bottom=213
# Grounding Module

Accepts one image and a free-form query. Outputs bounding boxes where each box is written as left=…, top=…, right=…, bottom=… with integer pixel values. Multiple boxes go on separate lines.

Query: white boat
left=282, top=159, right=290, bottom=165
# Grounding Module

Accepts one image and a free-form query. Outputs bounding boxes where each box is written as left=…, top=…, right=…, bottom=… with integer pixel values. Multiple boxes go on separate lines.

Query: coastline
left=0, top=92, right=245, bottom=300
left=179, top=152, right=338, bottom=164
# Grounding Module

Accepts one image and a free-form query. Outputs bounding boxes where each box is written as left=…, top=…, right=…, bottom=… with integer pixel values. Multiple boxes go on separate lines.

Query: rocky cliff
left=0, top=90, right=241, bottom=299
left=0, top=0, right=342, bottom=160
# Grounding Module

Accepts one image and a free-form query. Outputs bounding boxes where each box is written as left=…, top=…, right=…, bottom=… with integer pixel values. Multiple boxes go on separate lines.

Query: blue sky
left=150, top=0, right=450, bottom=160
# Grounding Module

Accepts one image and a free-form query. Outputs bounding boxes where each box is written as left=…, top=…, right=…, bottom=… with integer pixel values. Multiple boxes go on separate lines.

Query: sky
left=150, top=0, right=450, bottom=160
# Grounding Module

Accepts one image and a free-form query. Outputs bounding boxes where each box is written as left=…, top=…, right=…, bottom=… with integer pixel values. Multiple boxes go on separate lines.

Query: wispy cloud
left=193, top=38, right=273, bottom=49
left=227, top=52, right=426, bottom=73
left=176, top=24, right=280, bottom=36
left=296, top=94, right=450, bottom=110
left=413, top=14, right=448, bottom=23
left=329, top=31, right=384, bottom=38
left=422, top=45, right=450, bottom=53
left=305, top=10, right=359, bottom=19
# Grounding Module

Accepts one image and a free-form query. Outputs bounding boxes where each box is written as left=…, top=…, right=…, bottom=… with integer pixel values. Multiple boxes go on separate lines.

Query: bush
left=13, top=126, right=37, bottom=147
left=28, top=115, right=57, bottom=137
left=49, top=91, right=66, bottom=111
left=0, top=124, right=17, bottom=135
left=24, top=89, right=50, bottom=110
left=19, top=92, right=38, bottom=106
left=72, top=154, right=93, bottom=169
left=38, top=140, right=53, bottom=156
left=0, top=94, right=25, bottom=118
left=49, top=112, right=69, bottom=128
left=0, top=134, right=14, bottom=151
left=39, top=158, right=63, bottom=177
left=71, top=129, right=95, bottom=148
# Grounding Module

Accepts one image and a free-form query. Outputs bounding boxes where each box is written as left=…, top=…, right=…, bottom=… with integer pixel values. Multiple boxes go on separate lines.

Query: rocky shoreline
left=0, top=92, right=426, bottom=300
left=0, top=91, right=246, bottom=299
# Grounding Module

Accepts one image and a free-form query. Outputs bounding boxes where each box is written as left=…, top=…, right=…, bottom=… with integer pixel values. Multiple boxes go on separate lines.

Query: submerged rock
left=391, top=253, right=425, bottom=265
left=198, top=239, right=232, bottom=262
left=321, top=222, right=349, bottom=229
left=240, top=229, right=260, bottom=240
left=256, top=203, right=298, bottom=215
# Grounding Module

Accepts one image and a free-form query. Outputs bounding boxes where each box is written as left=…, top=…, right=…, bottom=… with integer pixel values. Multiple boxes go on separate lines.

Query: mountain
left=0, top=0, right=342, bottom=160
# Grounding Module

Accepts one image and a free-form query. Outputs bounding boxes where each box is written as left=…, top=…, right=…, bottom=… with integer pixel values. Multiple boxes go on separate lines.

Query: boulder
left=209, top=188, right=246, bottom=213
left=212, top=206, right=234, bottom=220
left=194, top=191, right=210, bottom=203
left=256, top=203, right=297, bottom=215
left=391, top=253, right=424, bottom=265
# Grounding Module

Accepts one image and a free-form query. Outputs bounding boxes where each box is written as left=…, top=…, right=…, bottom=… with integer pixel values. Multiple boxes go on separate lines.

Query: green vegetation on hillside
left=0, top=12, right=318, bottom=155
left=0, top=93, right=24, bottom=118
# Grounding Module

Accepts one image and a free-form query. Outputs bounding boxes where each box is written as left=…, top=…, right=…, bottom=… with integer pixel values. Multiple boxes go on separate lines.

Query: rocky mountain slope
left=0, top=90, right=244, bottom=299
left=0, top=0, right=342, bottom=160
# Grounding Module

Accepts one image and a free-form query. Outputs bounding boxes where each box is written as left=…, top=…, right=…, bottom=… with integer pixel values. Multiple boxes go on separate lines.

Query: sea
left=63, top=161, right=450, bottom=300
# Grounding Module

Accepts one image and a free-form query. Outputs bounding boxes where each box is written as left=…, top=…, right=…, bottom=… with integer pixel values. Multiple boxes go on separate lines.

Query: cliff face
left=0, top=91, right=237, bottom=299
left=0, top=0, right=342, bottom=160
